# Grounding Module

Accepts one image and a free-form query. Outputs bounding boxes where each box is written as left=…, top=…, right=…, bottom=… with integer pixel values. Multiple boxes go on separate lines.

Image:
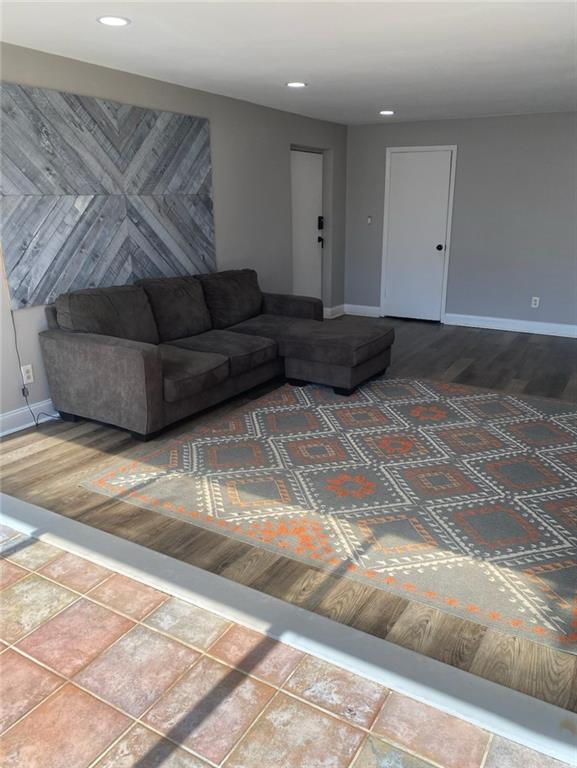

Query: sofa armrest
left=262, top=292, right=323, bottom=321
left=39, top=330, right=164, bottom=435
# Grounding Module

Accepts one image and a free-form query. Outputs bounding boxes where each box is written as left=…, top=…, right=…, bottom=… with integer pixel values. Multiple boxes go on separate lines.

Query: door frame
left=379, top=145, right=458, bottom=321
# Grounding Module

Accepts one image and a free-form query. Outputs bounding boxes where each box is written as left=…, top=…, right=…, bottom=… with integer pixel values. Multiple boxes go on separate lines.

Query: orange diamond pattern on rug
left=207, top=470, right=308, bottom=519
left=256, top=407, right=332, bottom=437
left=387, top=462, right=492, bottom=503
left=325, top=404, right=403, bottom=432
left=429, top=424, right=516, bottom=456
left=193, top=412, right=258, bottom=438
left=356, top=513, right=438, bottom=555
left=441, top=498, right=568, bottom=558
left=84, top=377, right=577, bottom=652
left=299, top=465, right=407, bottom=512
left=273, top=435, right=363, bottom=469
left=350, top=430, right=447, bottom=465
left=390, top=400, right=472, bottom=428
left=194, top=438, right=281, bottom=473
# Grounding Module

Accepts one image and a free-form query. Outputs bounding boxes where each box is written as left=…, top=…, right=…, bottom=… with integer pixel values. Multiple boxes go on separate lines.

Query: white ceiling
left=1, top=1, right=576, bottom=125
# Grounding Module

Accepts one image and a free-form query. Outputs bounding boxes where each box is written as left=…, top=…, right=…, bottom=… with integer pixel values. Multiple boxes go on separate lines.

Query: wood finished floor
left=2, top=319, right=577, bottom=712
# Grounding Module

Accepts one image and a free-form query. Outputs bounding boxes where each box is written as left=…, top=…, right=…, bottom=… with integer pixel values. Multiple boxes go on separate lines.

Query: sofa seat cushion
left=56, top=285, right=159, bottom=344
left=198, top=269, right=262, bottom=329
left=280, top=316, right=395, bottom=367
left=159, top=346, right=229, bottom=402
left=138, top=276, right=212, bottom=342
left=229, top=313, right=311, bottom=342
left=168, top=330, right=277, bottom=376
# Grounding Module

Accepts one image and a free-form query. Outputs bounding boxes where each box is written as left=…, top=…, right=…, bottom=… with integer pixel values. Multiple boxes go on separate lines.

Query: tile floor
left=0, top=526, right=571, bottom=768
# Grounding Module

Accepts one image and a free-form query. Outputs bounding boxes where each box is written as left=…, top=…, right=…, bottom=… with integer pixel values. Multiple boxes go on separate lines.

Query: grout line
left=368, top=686, right=392, bottom=732
left=347, top=731, right=370, bottom=768
left=479, top=732, right=495, bottom=768
left=276, top=646, right=309, bottom=688
left=0, top=677, right=69, bottom=737
left=216, top=687, right=285, bottom=766
left=85, top=721, right=141, bottom=768
left=129, top=719, right=221, bottom=768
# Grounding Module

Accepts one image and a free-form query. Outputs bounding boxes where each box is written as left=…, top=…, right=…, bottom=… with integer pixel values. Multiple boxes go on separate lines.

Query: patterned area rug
left=84, top=378, right=577, bottom=652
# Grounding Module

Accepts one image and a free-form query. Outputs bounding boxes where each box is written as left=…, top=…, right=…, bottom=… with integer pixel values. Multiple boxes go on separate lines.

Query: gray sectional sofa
left=40, top=269, right=394, bottom=439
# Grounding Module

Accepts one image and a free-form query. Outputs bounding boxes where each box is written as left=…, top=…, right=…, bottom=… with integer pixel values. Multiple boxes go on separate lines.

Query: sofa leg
left=129, top=430, right=153, bottom=442
left=333, top=386, right=356, bottom=396
left=58, top=411, right=79, bottom=422
left=286, top=378, right=308, bottom=387
left=370, top=365, right=389, bottom=381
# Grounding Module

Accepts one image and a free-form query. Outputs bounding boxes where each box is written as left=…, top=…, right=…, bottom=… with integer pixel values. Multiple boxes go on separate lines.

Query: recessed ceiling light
left=97, top=16, right=131, bottom=27
left=379, top=110, right=395, bottom=116
left=286, top=82, right=307, bottom=89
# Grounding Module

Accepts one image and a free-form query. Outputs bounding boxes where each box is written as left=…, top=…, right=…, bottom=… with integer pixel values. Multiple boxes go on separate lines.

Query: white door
left=381, top=148, right=455, bottom=320
left=291, top=150, right=323, bottom=298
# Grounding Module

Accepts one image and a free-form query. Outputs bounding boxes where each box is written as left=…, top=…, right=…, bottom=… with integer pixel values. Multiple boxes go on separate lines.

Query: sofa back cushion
left=138, top=276, right=212, bottom=342
left=198, top=269, right=262, bottom=329
left=56, top=285, right=160, bottom=344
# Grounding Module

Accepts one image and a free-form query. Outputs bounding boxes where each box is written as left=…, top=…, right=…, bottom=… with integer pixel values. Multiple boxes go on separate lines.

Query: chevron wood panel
left=0, top=82, right=216, bottom=308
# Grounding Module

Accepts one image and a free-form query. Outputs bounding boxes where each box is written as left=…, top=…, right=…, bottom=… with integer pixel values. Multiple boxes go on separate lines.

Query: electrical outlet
left=531, top=296, right=540, bottom=309
left=21, top=364, right=34, bottom=384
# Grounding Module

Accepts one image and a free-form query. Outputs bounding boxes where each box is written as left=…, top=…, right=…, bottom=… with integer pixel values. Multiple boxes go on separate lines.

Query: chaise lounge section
left=40, top=269, right=394, bottom=438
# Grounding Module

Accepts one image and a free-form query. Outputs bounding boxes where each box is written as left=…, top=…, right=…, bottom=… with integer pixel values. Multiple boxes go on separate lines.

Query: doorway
left=291, top=149, right=324, bottom=299
left=380, top=146, right=457, bottom=320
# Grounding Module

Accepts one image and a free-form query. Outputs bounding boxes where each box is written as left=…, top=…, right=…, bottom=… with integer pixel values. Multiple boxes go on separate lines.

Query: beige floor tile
left=88, top=573, right=168, bottom=619
left=5, top=539, right=62, bottom=570
left=0, top=560, right=28, bottom=590
left=373, top=692, right=490, bottom=768
left=75, top=625, right=197, bottom=716
left=144, top=597, right=231, bottom=649
left=143, top=655, right=275, bottom=764
left=224, top=692, right=365, bottom=768
left=284, top=655, right=388, bottom=727
left=0, top=683, right=131, bottom=768
left=352, top=735, right=434, bottom=767
left=0, top=650, right=63, bottom=733
left=17, top=598, right=133, bottom=676
left=484, top=736, right=572, bottom=768
left=0, top=574, right=77, bottom=643
left=209, top=624, right=304, bottom=685
left=39, top=552, right=112, bottom=592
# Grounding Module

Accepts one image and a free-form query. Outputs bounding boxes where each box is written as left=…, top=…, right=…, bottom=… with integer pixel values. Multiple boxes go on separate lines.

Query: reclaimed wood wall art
left=0, top=82, right=216, bottom=309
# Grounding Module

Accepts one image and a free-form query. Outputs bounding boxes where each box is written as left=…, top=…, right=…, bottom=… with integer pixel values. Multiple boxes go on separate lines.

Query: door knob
left=436, top=244, right=444, bottom=251
left=317, top=236, right=325, bottom=249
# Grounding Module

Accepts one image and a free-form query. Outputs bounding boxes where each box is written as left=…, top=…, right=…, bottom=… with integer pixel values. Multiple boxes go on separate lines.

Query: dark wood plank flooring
left=2, top=319, right=576, bottom=711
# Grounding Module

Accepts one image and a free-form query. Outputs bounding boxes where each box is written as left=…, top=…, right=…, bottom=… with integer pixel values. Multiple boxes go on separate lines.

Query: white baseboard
left=0, top=398, right=58, bottom=437
left=323, top=305, right=344, bottom=319
left=443, top=313, right=577, bottom=338
left=344, top=304, right=382, bottom=317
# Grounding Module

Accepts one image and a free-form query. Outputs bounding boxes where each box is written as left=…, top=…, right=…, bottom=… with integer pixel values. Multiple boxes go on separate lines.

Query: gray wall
left=345, top=113, right=577, bottom=325
left=0, top=44, right=347, bottom=415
